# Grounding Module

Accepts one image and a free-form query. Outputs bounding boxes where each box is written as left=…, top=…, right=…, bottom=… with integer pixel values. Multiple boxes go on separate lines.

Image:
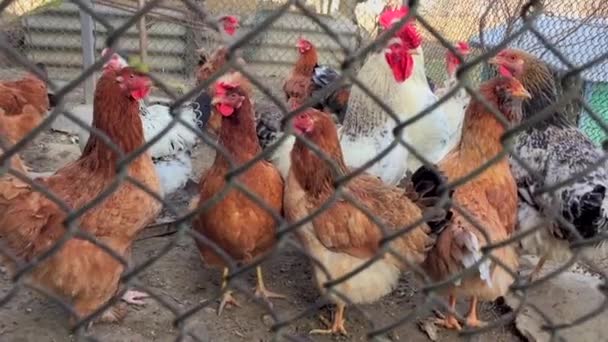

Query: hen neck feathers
left=217, top=98, right=261, bottom=164
left=81, top=74, right=146, bottom=174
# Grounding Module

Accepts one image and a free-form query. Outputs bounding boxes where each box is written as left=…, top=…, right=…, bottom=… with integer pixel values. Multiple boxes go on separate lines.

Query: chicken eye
left=129, top=74, right=135, bottom=79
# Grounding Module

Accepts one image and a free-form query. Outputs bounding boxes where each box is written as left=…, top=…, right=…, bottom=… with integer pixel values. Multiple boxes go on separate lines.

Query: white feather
left=74, top=101, right=200, bottom=195
left=456, top=231, right=492, bottom=287
left=339, top=52, right=411, bottom=185
left=141, top=103, right=200, bottom=159
left=154, top=151, right=192, bottom=197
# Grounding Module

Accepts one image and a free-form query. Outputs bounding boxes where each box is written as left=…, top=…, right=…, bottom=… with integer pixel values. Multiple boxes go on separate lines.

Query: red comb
left=398, top=25, right=422, bottom=49
left=379, top=6, right=409, bottom=29
left=456, top=41, right=471, bottom=53
left=215, top=81, right=235, bottom=96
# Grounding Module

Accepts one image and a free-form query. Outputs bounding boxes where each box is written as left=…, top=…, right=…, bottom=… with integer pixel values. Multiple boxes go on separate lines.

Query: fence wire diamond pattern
left=1, top=0, right=608, bottom=340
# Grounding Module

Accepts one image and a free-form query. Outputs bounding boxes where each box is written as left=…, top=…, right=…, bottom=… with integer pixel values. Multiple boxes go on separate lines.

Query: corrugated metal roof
left=470, top=15, right=608, bottom=82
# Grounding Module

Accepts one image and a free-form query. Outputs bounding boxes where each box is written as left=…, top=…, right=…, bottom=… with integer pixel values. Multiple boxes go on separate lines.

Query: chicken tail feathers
left=402, top=165, right=454, bottom=235
left=564, top=184, right=608, bottom=240
left=191, top=91, right=213, bottom=130
left=453, top=229, right=492, bottom=287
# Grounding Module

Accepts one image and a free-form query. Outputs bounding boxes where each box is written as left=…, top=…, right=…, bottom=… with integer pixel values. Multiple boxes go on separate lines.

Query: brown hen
left=0, top=63, right=161, bottom=326
left=284, top=107, right=452, bottom=335
left=191, top=72, right=284, bottom=315
left=195, top=15, right=244, bottom=137
left=0, top=64, right=50, bottom=115
left=422, top=76, right=531, bottom=329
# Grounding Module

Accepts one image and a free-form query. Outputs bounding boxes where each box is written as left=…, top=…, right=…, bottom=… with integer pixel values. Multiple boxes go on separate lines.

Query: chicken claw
left=217, top=290, right=240, bottom=316
left=254, top=266, right=286, bottom=308
left=433, top=294, right=462, bottom=330
left=309, top=303, right=348, bottom=336
left=121, top=290, right=149, bottom=306
left=433, top=312, right=462, bottom=331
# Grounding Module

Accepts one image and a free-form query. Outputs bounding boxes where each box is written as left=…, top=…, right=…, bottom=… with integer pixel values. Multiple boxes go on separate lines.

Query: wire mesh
left=0, top=0, right=608, bottom=340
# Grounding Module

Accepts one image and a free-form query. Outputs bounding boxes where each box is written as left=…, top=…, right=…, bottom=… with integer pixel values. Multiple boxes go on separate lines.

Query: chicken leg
left=464, top=296, right=486, bottom=328
left=218, top=267, right=240, bottom=316
left=253, top=266, right=286, bottom=306
left=434, top=293, right=462, bottom=330
left=309, top=302, right=348, bottom=335
left=527, top=255, right=547, bottom=282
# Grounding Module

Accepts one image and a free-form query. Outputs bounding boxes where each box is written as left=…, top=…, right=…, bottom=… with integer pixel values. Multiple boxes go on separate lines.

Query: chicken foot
left=121, top=289, right=149, bottom=306
left=253, top=266, right=286, bottom=307
left=217, top=267, right=240, bottom=316
left=464, top=296, right=486, bottom=328
left=309, top=302, right=348, bottom=336
left=434, top=294, right=462, bottom=330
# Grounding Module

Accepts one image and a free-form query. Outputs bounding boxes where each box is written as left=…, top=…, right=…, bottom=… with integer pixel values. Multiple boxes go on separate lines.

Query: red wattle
left=217, top=103, right=234, bottom=117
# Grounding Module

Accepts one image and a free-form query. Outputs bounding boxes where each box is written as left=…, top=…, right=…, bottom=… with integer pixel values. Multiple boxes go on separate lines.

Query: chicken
left=0, top=62, right=161, bottom=326
left=191, top=73, right=284, bottom=315
left=0, top=63, right=50, bottom=116
left=283, top=38, right=350, bottom=122
left=489, top=49, right=608, bottom=280
left=0, top=104, right=46, bottom=144
left=75, top=49, right=209, bottom=196
left=284, top=107, right=452, bottom=335
left=422, top=76, right=531, bottom=330
left=339, top=6, right=451, bottom=185
left=269, top=14, right=420, bottom=185
left=0, top=108, right=27, bottom=174
left=434, top=42, right=471, bottom=150
left=196, top=15, right=242, bottom=137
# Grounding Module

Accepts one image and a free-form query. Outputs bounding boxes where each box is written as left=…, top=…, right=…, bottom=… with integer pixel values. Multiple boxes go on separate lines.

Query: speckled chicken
left=490, top=49, right=608, bottom=279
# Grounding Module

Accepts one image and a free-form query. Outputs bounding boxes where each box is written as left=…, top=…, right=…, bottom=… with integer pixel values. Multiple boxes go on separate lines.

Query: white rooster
left=75, top=49, right=209, bottom=196
left=339, top=6, right=452, bottom=185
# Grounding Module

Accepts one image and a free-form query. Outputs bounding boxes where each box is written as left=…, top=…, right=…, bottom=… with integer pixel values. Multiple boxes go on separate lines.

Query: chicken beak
left=488, top=56, right=500, bottom=65
left=211, top=96, right=221, bottom=106
left=408, top=49, right=419, bottom=55
left=513, top=85, right=532, bottom=99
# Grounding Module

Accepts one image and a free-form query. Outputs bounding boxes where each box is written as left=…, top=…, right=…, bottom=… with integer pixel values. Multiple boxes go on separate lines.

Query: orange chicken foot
left=217, top=267, right=241, bottom=316
left=121, top=289, right=149, bottom=306
left=434, top=294, right=462, bottom=330
left=465, top=296, right=486, bottom=328
left=309, top=302, right=348, bottom=336
left=253, top=266, right=286, bottom=307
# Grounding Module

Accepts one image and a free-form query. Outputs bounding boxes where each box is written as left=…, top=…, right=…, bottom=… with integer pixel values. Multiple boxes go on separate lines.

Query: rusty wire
left=0, top=0, right=608, bottom=340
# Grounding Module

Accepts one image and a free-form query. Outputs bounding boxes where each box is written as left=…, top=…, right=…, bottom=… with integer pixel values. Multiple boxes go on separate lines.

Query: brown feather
left=0, top=68, right=161, bottom=324
left=193, top=74, right=283, bottom=267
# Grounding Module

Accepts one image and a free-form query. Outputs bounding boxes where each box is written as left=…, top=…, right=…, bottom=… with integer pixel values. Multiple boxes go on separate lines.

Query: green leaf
left=127, top=56, right=150, bottom=73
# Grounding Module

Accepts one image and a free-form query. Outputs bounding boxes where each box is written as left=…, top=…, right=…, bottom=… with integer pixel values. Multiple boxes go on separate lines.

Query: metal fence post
left=79, top=0, right=96, bottom=104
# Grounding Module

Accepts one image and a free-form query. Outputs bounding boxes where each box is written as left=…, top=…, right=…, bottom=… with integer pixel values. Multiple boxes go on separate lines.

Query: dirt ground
left=0, top=129, right=524, bottom=342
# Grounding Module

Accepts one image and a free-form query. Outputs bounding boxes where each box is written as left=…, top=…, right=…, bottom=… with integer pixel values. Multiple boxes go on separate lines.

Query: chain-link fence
left=1, top=0, right=608, bottom=340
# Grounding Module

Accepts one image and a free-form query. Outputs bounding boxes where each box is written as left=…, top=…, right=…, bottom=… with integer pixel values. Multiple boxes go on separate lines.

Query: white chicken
left=434, top=41, right=471, bottom=152
left=339, top=6, right=451, bottom=185
left=75, top=49, right=208, bottom=196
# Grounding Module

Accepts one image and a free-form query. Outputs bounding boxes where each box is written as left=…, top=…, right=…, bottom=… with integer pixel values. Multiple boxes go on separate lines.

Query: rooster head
left=489, top=49, right=526, bottom=78
left=446, top=41, right=471, bottom=76
left=219, top=15, right=239, bottom=36
left=379, top=6, right=410, bottom=29
left=212, top=74, right=251, bottom=117
left=296, top=38, right=313, bottom=54
left=384, top=42, right=415, bottom=83
left=115, top=67, right=151, bottom=101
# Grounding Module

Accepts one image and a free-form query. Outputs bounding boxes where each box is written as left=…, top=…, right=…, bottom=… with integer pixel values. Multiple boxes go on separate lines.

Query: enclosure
left=1, top=0, right=608, bottom=341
